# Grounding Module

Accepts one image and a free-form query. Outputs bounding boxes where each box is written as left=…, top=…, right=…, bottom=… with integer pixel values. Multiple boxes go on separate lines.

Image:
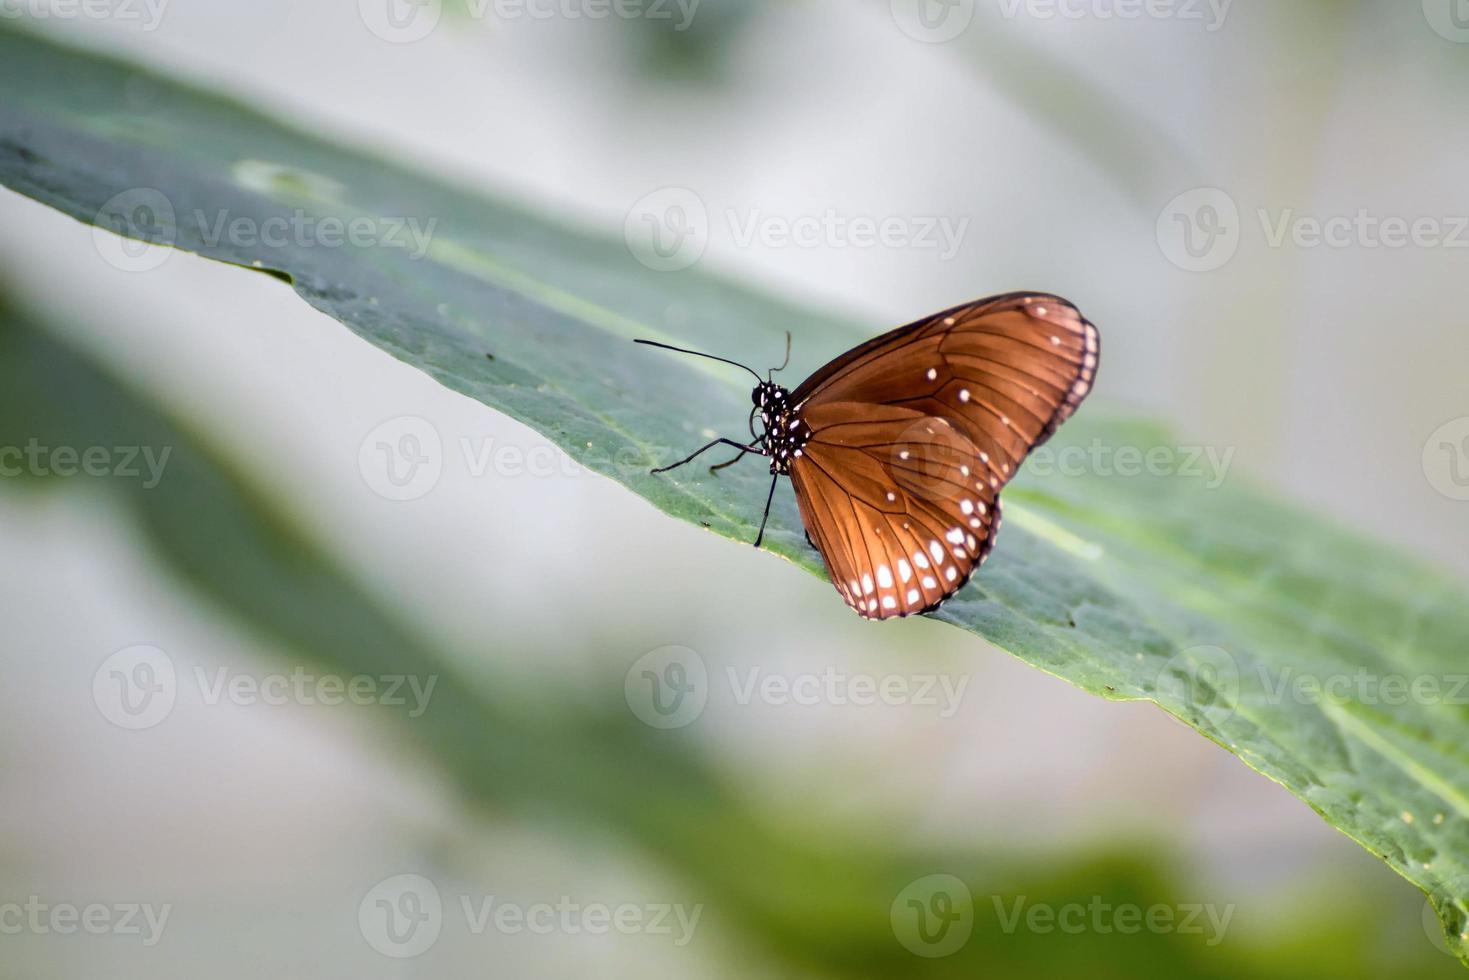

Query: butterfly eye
left=752, top=387, right=765, bottom=407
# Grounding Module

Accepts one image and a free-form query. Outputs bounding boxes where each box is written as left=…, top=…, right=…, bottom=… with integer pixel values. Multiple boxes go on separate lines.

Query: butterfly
left=638, top=292, right=1099, bottom=620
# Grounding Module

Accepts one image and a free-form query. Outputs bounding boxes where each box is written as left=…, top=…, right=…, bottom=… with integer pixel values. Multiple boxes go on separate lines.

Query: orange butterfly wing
left=788, top=293, right=1099, bottom=619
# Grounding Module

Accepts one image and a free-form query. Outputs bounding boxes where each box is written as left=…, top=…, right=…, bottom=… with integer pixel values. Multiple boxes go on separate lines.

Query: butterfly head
left=752, top=380, right=788, bottom=410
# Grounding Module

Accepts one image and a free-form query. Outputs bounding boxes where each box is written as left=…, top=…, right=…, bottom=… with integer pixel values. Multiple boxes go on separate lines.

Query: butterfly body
left=753, top=382, right=811, bottom=475
left=641, top=293, right=1099, bottom=621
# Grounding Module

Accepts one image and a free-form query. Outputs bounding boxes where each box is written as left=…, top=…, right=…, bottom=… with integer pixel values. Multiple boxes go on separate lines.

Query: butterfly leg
left=752, top=473, right=779, bottom=549
left=708, top=450, right=747, bottom=474
left=651, top=438, right=765, bottom=475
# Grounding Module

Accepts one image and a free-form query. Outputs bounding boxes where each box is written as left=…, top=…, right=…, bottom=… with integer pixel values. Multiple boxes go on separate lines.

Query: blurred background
left=2, top=1, right=1467, bottom=976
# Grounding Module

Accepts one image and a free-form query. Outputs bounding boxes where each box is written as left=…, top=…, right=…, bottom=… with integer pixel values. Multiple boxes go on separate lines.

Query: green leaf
left=2, top=23, right=1466, bottom=965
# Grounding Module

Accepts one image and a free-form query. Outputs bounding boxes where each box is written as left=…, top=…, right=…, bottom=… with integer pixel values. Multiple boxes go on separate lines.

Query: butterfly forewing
left=788, top=293, right=1099, bottom=620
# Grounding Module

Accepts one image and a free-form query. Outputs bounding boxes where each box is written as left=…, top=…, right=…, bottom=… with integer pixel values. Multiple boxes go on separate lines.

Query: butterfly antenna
left=634, top=339, right=762, bottom=383
left=768, top=331, right=792, bottom=379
